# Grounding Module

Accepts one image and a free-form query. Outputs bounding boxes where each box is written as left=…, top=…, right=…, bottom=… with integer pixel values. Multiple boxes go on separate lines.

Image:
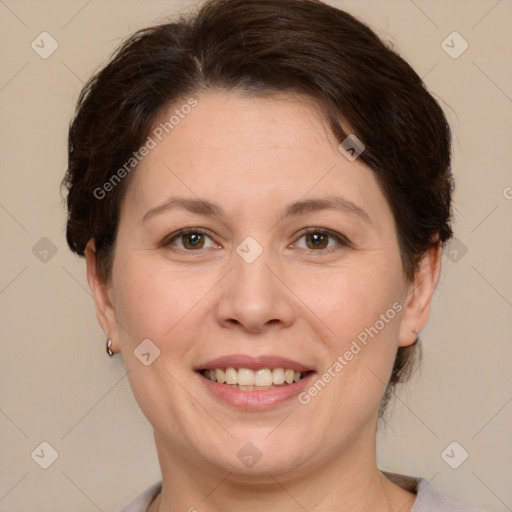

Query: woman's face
left=88, top=91, right=431, bottom=480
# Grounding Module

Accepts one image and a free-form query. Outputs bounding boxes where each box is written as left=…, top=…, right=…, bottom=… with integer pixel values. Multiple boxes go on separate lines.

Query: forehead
left=121, top=90, right=389, bottom=225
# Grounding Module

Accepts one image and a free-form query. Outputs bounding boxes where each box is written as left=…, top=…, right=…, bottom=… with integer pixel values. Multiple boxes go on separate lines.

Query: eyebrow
left=141, top=195, right=371, bottom=224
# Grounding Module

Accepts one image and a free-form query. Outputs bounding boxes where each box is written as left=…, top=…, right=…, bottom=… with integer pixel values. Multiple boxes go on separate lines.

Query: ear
left=85, top=240, right=120, bottom=354
left=398, top=240, right=442, bottom=347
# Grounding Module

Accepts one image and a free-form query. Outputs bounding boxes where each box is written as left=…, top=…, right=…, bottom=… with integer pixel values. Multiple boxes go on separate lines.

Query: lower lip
left=197, top=371, right=316, bottom=411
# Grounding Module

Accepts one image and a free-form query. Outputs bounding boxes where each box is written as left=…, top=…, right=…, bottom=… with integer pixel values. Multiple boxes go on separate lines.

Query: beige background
left=0, top=0, right=511, bottom=510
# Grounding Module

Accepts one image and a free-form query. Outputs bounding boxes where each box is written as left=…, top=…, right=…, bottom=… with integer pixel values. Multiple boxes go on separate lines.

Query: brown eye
left=165, top=228, right=217, bottom=251
left=304, top=232, right=329, bottom=250
left=181, top=232, right=205, bottom=250
left=293, top=228, right=349, bottom=252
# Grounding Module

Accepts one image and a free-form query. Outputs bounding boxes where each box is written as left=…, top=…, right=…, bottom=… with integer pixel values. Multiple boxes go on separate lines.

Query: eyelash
left=163, top=227, right=350, bottom=254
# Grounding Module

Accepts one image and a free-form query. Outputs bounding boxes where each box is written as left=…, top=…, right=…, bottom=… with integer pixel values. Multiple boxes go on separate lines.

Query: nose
left=215, top=245, right=296, bottom=334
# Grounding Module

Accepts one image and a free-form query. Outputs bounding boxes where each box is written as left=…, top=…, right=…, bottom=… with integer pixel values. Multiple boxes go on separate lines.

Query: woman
left=62, top=0, right=486, bottom=510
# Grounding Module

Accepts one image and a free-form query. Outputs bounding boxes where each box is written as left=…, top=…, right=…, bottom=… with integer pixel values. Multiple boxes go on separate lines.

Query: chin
left=202, top=433, right=314, bottom=480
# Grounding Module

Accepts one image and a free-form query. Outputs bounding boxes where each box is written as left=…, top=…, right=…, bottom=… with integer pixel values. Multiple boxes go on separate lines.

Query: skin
left=86, top=90, right=441, bottom=512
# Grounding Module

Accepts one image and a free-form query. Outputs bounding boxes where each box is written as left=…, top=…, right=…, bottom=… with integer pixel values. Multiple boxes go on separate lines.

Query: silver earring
left=106, top=338, right=114, bottom=357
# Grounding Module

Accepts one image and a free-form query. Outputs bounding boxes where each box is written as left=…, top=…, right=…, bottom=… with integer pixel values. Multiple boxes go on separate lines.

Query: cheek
left=295, top=256, right=405, bottom=398
left=109, top=261, right=210, bottom=438
left=111, top=257, right=223, bottom=360
left=111, top=258, right=184, bottom=344
left=299, top=258, right=404, bottom=345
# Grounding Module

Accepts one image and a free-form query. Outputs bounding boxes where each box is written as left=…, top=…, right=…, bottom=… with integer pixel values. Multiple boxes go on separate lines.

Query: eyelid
left=291, top=227, right=351, bottom=249
left=163, top=226, right=350, bottom=254
left=163, top=227, right=218, bottom=250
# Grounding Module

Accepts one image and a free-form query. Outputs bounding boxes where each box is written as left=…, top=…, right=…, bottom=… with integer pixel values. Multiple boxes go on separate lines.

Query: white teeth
left=215, top=368, right=226, bottom=384
left=272, top=368, right=285, bottom=385
left=238, top=368, right=254, bottom=386
left=225, top=367, right=238, bottom=384
left=203, top=367, right=308, bottom=387
left=254, top=368, right=273, bottom=386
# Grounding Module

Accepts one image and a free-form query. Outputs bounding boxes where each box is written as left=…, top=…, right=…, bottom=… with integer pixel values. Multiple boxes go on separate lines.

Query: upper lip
left=196, top=354, right=315, bottom=372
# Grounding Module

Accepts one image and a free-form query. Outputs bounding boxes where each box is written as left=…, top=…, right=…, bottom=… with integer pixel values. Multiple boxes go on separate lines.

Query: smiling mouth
left=199, top=367, right=312, bottom=390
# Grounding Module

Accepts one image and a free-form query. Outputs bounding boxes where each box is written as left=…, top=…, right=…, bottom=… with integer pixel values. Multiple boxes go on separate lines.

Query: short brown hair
left=62, top=0, right=453, bottom=416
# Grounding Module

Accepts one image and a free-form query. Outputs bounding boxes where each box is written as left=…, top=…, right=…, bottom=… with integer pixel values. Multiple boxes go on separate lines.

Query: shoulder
left=383, top=471, right=488, bottom=512
left=112, top=482, right=162, bottom=512
left=116, top=475, right=488, bottom=512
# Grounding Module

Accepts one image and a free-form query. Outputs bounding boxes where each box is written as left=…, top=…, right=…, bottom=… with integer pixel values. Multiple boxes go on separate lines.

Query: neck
left=148, top=424, right=416, bottom=512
